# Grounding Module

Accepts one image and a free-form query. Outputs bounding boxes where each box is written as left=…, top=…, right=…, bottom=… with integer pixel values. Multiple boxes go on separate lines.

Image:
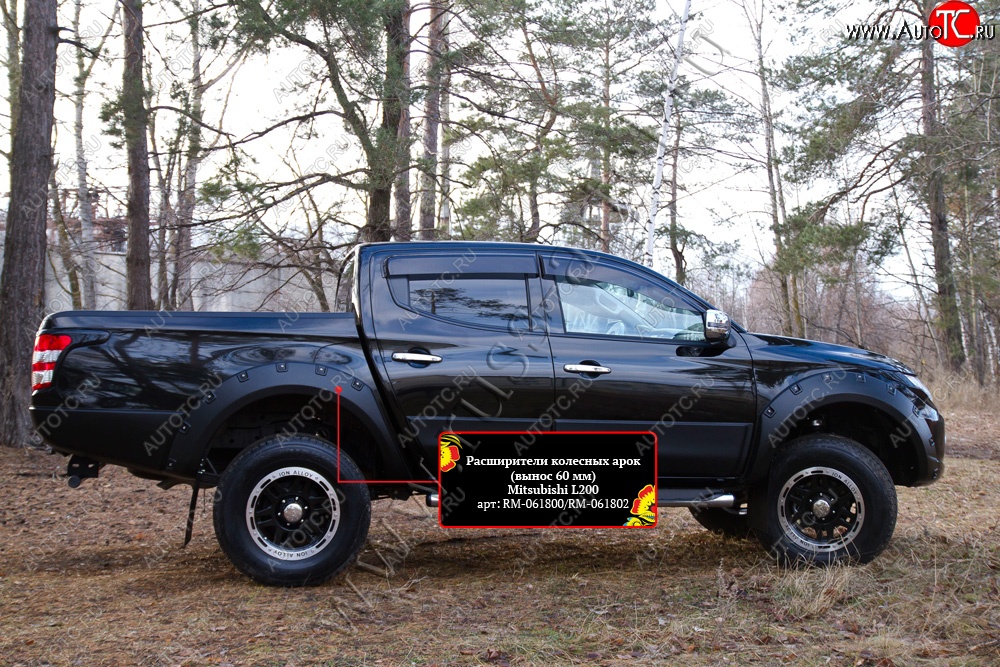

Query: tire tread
left=212, top=434, right=371, bottom=586
left=753, top=433, right=897, bottom=565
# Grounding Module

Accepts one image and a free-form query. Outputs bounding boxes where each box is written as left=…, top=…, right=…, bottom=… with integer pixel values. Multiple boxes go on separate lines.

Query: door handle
left=564, top=363, right=611, bottom=375
left=392, top=352, right=443, bottom=364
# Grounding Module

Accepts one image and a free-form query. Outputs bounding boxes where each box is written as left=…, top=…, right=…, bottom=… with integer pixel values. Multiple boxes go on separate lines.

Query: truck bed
left=31, top=310, right=370, bottom=478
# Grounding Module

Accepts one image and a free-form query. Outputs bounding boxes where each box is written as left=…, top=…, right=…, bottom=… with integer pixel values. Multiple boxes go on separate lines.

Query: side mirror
left=704, top=309, right=731, bottom=342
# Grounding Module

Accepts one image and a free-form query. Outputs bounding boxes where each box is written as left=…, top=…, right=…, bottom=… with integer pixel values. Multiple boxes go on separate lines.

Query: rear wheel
left=213, top=435, right=371, bottom=586
left=753, top=434, right=896, bottom=565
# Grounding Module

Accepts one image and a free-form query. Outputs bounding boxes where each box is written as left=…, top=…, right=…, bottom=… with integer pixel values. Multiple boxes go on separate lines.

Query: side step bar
left=426, top=491, right=735, bottom=509
left=657, top=490, right=736, bottom=508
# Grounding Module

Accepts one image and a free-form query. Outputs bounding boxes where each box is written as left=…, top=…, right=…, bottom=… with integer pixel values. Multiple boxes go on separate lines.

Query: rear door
left=367, top=248, right=554, bottom=477
left=540, top=251, right=757, bottom=483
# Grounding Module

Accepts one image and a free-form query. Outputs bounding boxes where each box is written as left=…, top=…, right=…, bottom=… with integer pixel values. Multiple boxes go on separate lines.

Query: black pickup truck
left=30, top=242, right=944, bottom=585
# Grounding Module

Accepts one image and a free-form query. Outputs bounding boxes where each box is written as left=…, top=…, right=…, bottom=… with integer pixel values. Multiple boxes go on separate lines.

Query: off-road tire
left=213, top=435, right=370, bottom=586
left=752, top=434, right=896, bottom=565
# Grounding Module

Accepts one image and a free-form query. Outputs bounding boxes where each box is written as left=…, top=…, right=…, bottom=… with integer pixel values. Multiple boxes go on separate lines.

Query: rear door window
left=405, top=275, right=531, bottom=331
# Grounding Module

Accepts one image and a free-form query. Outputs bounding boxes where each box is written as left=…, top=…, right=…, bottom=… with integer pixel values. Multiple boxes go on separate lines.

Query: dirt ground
left=2, top=404, right=999, bottom=667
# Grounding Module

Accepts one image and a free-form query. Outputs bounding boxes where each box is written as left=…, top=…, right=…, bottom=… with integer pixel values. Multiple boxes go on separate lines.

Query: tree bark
left=772, top=109, right=803, bottom=338
left=174, top=3, right=203, bottom=310
left=362, top=1, right=406, bottom=243
left=920, top=26, right=964, bottom=372
left=438, top=12, right=451, bottom=237
left=2, top=0, right=21, bottom=182
left=527, top=173, right=541, bottom=241
left=49, top=180, right=82, bottom=308
left=157, top=204, right=169, bottom=308
left=518, top=17, right=558, bottom=244
left=668, top=114, right=684, bottom=284
left=599, top=37, right=612, bottom=253
left=418, top=0, right=445, bottom=240
left=148, top=99, right=171, bottom=310
left=789, top=272, right=804, bottom=338
left=0, top=0, right=57, bottom=446
left=122, top=0, right=153, bottom=310
left=393, top=0, right=412, bottom=241
left=72, top=0, right=107, bottom=309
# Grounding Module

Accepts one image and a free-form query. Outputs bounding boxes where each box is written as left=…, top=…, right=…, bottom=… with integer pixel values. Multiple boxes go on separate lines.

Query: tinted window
left=409, top=277, right=530, bottom=331
left=556, top=274, right=704, bottom=341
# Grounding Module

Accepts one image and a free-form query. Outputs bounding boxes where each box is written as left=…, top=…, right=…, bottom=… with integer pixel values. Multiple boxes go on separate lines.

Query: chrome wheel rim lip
left=245, top=466, right=340, bottom=561
left=777, top=466, right=864, bottom=553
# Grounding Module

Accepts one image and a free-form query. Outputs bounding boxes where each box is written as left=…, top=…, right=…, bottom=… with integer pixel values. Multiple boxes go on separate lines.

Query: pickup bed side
left=30, top=311, right=418, bottom=489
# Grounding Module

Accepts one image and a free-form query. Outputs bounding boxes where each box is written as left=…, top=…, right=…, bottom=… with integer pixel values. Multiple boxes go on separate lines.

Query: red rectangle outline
left=437, top=430, right=658, bottom=529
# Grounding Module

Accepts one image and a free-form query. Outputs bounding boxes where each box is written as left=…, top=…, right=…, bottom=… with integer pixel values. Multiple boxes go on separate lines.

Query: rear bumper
left=30, top=405, right=178, bottom=479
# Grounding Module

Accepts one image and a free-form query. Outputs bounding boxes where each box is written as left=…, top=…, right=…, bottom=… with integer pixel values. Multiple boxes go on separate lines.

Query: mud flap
left=183, top=479, right=200, bottom=548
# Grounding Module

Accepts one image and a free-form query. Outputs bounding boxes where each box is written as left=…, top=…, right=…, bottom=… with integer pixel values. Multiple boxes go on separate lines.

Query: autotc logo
left=845, top=2, right=994, bottom=45
left=928, top=1, right=982, bottom=46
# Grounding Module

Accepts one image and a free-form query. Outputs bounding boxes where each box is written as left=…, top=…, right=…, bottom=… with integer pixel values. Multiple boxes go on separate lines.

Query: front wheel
left=213, top=435, right=371, bottom=586
left=752, top=434, right=897, bottom=565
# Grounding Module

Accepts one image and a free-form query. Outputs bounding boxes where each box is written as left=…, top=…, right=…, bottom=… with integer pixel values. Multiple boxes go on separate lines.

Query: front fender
left=746, top=370, right=941, bottom=485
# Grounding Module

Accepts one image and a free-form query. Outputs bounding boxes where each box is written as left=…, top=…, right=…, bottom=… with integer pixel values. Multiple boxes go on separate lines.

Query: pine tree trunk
left=148, top=97, right=169, bottom=310
left=668, top=116, right=684, bottom=284
left=364, top=188, right=393, bottom=242
left=147, top=69, right=170, bottom=310
left=3, top=0, right=20, bottom=180
left=438, top=13, right=452, bottom=237
left=174, top=4, right=203, bottom=310
left=789, top=272, right=804, bottom=338
left=527, top=172, right=540, bottom=241
left=772, top=123, right=803, bottom=338
left=362, top=2, right=406, bottom=243
left=157, top=209, right=169, bottom=308
left=920, top=27, right=964, bottom=372
left=122, top=0, right=153, bottom=310
left=418, top=0, right=445, bottom=240
left=0, top=0, right=57, bottom=446
left=599, top=39, right=612, bottom=253
left=393, top=0, right=412, bottom=241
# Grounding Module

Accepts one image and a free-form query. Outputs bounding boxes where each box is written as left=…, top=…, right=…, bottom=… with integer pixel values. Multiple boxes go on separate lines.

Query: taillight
left=32, top=334, right=72, bottom=392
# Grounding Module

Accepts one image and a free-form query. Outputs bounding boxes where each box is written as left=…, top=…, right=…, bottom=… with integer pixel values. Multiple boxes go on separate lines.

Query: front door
left=540, top=252, right=757, bottom=483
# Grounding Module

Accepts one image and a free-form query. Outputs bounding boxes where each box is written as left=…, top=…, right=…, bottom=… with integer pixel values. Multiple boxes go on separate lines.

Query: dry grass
left=926, top=372, right=998, bottom=415
left=1, top=394, right=998, bottom=666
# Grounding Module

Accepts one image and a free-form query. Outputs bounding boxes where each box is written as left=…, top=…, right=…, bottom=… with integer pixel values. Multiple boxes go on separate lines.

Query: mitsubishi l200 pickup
left=31, top=242, right=945, bottom=585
